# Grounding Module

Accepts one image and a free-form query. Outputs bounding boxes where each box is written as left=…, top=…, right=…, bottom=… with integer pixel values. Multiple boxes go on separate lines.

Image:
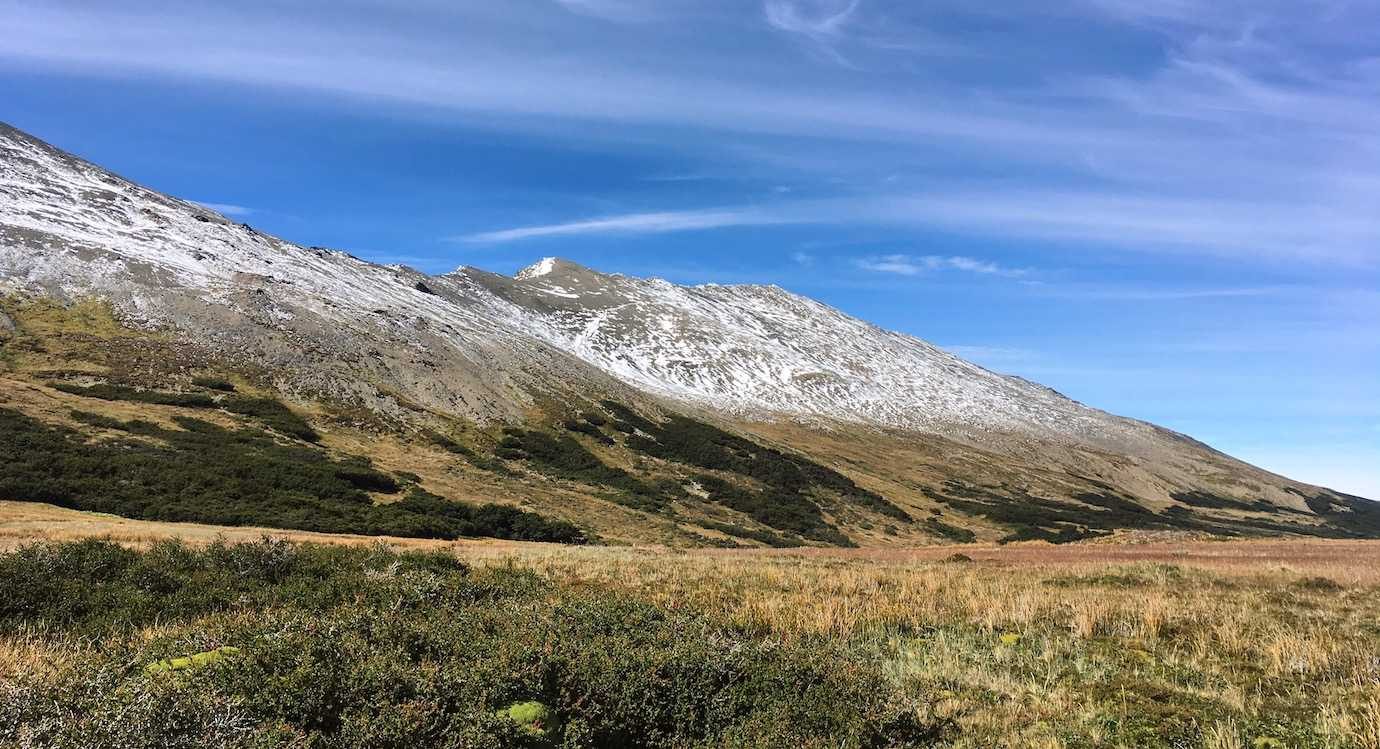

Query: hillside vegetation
left=0, top=538, right=938, bottom=748
left=4, top=535, right=1380, bottom=748
left=1, top=295, right=1374, bottom=549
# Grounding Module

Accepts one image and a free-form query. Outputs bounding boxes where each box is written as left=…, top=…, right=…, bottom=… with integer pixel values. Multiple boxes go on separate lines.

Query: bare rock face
left=0, top=310, right=14, bottom=340
left=0, top=120, right=1367, bottom=523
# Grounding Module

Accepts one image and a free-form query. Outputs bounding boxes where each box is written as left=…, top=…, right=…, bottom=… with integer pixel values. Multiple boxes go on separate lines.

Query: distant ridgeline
left=922, top=479, right=1380, bottom=543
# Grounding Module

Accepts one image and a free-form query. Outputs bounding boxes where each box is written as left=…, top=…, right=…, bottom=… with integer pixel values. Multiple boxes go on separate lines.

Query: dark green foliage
left=0, top=540, right=943, bottom=747
left=218, top=396, right=320, bottom=442
left=332, top=463, right=401, bottom=493
left=0, top=408, right=584, bottom=544
left=693, top=474, right=851, bottom=545
left=593, top=402, right=906, bottom=545
left=598, top=399, right=658, bottom=433
left=0, top=537, right=470, bottom=632
left=192, top=376, right=236, bottom=392
left=425, top=430, right=475, bottom=458
left=924, top=518, right=977, bottom=544
left=497, top=428, right=666, bottom=512
left=563, top=418, right=614, bottom=445
left=1331, top=492, right=1380, bottom=533
left=52, top=381, right=319, bottom=441
left=928, top=481, right=1376, bottom=542
left=69, top=409, right=136, bottom=431
left=395, top=489, right=585, bottom=544
left=1076, top=492, right=1154, bottom=516
left=617, top=413, right=874, bottom=504
left=1000, top=525, right=1106, bottom=544
left=1171, top=490, right=1278, bottom=514
left=53, top=381, right=215, bottom=408
left=1300, top=491, right=1380, bottom=536
left=696, top=520, right=804, bottom=548
left=928, top=482, right=1155, bottom=544
left=1303, top=492, right=1334, bottom=515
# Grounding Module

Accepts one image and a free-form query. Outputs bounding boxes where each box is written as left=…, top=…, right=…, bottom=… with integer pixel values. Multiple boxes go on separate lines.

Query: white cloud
left=790, top=250, right=814, bottom=266
left=553, top=0, right=657, bottom=22
left=450, top=186, right=1380, bottom=264
left=1038, top=285, right=1284, bottom=301
left=456, top=209, right=782, bottom=243
left=764, top=0, right=859, bottom=37
left=854, top=253, right=1021, bottom=277
left=192, top=201, right=253, bottom=217
left=7, top=2, right=1380, bottom=267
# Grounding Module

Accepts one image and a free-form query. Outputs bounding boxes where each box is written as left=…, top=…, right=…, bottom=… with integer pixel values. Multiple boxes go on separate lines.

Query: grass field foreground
left=2, top=512, right=1379, bottom=748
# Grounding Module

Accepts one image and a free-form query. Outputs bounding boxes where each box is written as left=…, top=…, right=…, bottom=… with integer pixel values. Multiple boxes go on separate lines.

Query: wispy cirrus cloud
left=455, top=188, right=1379, bottom=265
left=855, top=254, right=1021, bottom=277
left=764, top=0, right=861, bottom=65
left=456, top=208, right=782, bottom=243
left=552, top=0, right=658, bottom=22
left=7, top=1, right=1380, bottom=269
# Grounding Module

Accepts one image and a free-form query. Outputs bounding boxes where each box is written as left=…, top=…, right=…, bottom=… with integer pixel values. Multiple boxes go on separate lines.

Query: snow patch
left=515, top=257, right=558, bottom=281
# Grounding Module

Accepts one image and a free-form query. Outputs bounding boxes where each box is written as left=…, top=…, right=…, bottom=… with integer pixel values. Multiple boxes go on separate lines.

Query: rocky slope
left=1, top=121, right=1374, bottom=545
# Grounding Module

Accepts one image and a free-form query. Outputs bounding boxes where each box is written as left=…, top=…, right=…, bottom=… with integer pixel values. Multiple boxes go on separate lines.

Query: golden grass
left=5, top=501, right=1380, bottom=746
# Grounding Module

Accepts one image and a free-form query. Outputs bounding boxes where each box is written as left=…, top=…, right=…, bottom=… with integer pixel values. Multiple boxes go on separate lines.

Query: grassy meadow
left=2, top=514, right=1378, bottom=748
left=3, top=298, right=1379, bottom=746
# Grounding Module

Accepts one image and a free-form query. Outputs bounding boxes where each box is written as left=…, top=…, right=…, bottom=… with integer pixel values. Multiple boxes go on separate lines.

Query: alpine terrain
left=2, top=122, right=1375, bottom=547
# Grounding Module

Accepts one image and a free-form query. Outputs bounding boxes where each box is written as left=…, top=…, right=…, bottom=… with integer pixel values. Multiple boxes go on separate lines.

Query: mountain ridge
left=2, top=121, right=1374, bottom=547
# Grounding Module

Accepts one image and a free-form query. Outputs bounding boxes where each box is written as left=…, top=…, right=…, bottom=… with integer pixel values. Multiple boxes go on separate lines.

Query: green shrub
left=0, top=408, right=584, bottom=544
left=219, top=396, right=319, bottom=442
left=53, top=381, right=216, bottom=408
left=52, top=381, right=319, bottom=441
left=563, top=418, right=614, bottom=445
left=925, top=518, right=977, bottom=544
left=497, top=429, right=666, bottom=512
left=597, top=402, right=907, bottom=545
left=0, top=540, right=945, bottom=747
left=192, top=376, right=237, bottom=392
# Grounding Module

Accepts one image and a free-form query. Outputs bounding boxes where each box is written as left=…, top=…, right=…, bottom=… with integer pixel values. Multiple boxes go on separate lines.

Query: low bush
left=497, top=429, right=666, bottom=512
left=219, top=396, right=320, bottom=441
left=563, top=418, right=614, bottom=445
left=53, top=381, right=215, bottom=408
left=192, top=376, right=236, bottom=392
left=593, top=402, right=908, bottom=544
left=0, top=408, right=584, bottom=544
left=52, top=381, right=319, bottom=441
left=924, top=518, right=977, bottom=544
left=0, top=540, right=943, bottom=748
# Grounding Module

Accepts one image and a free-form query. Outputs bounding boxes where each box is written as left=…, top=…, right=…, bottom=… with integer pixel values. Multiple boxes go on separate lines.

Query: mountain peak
left=514, top=257, right=591, bottom=281
left=515, top=257, right=560, bottom=280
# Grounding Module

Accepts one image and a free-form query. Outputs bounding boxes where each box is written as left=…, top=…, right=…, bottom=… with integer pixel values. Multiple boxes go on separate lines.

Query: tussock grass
left=448, top=544, right=1380, bottom=748
left=1, top=511, right=1379, bottom=747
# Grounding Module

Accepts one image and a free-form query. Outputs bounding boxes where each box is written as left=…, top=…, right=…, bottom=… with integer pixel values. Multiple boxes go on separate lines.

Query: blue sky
left=3, top=0, right=1377, bottom=497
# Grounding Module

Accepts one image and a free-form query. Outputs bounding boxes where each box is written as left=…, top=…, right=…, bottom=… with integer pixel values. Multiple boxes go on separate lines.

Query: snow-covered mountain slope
left=457, top=258, right=1159, bottom=450
left=2, top=119, right=1130, bottom=447
left=2, top=122, right=1364, bottom=523
left=0, top=122, right=632, bottom=423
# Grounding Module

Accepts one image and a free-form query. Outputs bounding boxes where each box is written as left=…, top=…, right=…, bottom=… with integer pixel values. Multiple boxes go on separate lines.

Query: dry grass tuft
left=3, top=502, right=1380, bottom=746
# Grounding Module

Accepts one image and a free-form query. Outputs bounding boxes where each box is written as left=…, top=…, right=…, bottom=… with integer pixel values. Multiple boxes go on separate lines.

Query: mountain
left=2, top=121, right=1375, bottom=546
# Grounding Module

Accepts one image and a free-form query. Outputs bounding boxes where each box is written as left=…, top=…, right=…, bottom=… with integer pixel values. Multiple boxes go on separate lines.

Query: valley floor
left=4, top=501, right=1380, bottom=747
left=6, top=499, right=1379, bottom=577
